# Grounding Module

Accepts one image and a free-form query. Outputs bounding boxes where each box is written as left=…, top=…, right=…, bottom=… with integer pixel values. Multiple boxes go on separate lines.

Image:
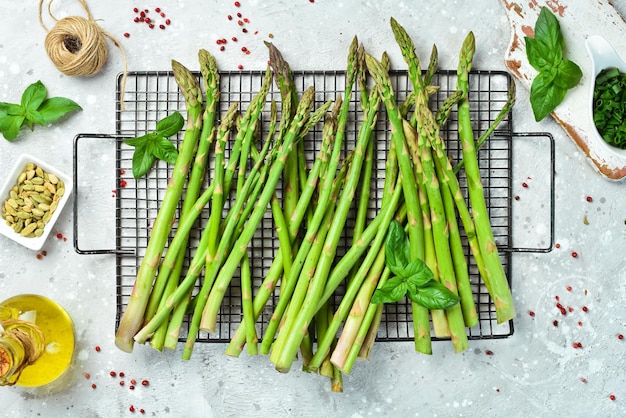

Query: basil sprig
left=124, top=111, right=184, bottom=179
left=372, top=220, right=460, bottom=310
left=525, top=7, right=582, bottom=122
left=0, top=80, right=82, bottom=141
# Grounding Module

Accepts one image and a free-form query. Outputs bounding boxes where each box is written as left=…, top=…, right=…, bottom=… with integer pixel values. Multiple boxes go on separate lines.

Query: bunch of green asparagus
left=114, top=18, right=516, bottom=392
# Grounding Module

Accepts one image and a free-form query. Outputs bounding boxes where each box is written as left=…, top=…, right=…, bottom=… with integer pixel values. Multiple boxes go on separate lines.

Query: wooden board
left=501, top=0, right=626, bottom=181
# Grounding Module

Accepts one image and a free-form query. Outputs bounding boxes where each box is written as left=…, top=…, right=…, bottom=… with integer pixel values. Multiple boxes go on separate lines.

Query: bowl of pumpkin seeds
left=0, top=154, right=73, bottom=251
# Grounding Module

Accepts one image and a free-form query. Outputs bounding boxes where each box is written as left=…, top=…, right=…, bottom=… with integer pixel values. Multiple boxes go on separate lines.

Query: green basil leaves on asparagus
left=0, top=80, right=82, bottom=141
left=124, top=111, right=184, bottom=179
left=372, top=220, right=460, bottom=310
left=525, top=7, right=582, bottom=122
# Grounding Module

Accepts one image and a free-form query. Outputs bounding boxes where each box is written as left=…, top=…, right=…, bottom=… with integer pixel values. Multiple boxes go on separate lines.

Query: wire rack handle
left=72, top=133, right=133, bottom=255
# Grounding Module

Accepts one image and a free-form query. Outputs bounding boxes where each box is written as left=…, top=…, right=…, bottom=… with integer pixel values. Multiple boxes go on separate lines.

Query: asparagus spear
left=456, top=32, right=515, bottom=323
left=405, top=120, right=469, bottom=352
left=146, top=50, right=220, bottom=340
left=115, top=60, right=203, bottom=353
left=266, top=42, right=301, bottom=235
left=365, top=53, right=432, bottom=355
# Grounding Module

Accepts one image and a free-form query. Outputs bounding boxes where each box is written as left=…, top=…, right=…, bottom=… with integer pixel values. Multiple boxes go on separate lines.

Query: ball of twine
left=43, top=15, right=108, bottom=76
left=38, top=0, right=128, bottom=109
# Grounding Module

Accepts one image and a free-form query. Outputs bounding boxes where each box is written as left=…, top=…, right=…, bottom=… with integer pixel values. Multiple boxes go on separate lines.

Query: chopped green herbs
left=593, top=67, right=626, bottom=149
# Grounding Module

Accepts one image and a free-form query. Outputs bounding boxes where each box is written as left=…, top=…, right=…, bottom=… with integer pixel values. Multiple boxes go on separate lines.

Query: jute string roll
left=38, top=0, right=128, bottom=109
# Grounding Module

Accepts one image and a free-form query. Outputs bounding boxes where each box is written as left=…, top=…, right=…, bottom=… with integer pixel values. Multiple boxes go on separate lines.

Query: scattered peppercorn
left=110, top=371, right=117, bottom=377
left=95, top=345, right=101, bottom=352
left=141, top=379, right=149, bottom=386
left=586, top=196, right=593, bottom=202
left=84, top=373, right=91, bottom=379
left=609, top=394, right=616, bottom=401
left=528, top=310, right=535, bottom=317
left=571, top=251, right=578, bottom=258
left=91, top=383, right=97, bottom=389
left=618, top=334, right=624, bottom=340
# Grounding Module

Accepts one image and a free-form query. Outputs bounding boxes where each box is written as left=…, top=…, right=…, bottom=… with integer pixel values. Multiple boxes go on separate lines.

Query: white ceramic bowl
left=0, top=154, right=73, bottom=251
left=585, top=35, right=626, bottom=160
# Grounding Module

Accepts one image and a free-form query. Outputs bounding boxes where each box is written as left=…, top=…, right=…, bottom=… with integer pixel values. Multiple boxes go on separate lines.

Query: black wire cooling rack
left=87, top=69, right=527, bottom=343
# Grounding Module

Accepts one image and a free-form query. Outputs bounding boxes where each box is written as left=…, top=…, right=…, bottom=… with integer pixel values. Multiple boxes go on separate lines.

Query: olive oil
left=0, top=294, right=75, bottom=390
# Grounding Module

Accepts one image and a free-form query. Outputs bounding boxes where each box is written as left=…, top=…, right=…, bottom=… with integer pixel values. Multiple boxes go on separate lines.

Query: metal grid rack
left=112, top=69, right=515, bottom=343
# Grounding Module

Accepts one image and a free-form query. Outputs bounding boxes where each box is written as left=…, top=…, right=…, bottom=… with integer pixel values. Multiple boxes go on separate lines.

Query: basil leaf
left=155, top=111, right=185, bottom=137
left=534, top=7, right=563, bottom=54
left=21, top=81, right=47, bottom=112
left=384, top=220, right=410, bottom=277
left=530, top=72, right=567, bottom=122
left=0, top=102, right=24, bottom=116
left=124, top=133, right=151, bottom=147
left=525, top=37, right=555, bottom=72
left=553, top=59, right=582, bottom=90
left=132, top=143, right=156, bottom=179
left=124, top=112, right=184, bottom=178
left=152, top=136, right=179, bottom=164
left=371, top=276, right=408, bottom=304
left=407, top=280, right=460, bottom=310
left=36, top=97, right=82, bottom=124
left=401, top=259, right=434, bottom=287
left=0, top=115, right=26, bottom=141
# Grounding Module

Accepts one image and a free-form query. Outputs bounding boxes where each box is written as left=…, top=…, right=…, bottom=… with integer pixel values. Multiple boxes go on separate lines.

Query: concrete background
left=0, top=1, right=624, bottom=416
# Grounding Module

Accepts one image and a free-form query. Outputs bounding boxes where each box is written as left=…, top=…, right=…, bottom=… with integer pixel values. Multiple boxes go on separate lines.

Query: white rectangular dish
left=0, top=154, right=73, bottom=251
